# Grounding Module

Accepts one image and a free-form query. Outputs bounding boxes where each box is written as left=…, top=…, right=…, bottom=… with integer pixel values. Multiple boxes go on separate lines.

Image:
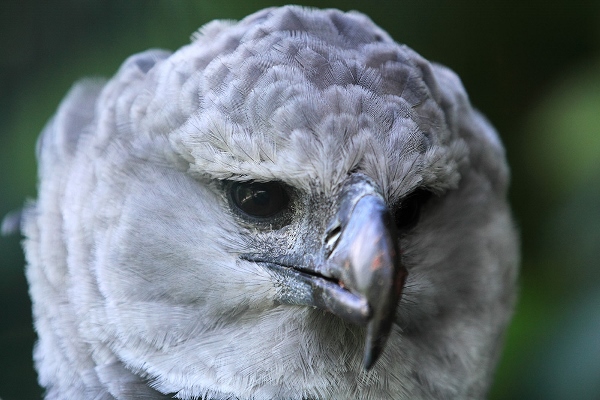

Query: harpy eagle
left=12, top=5, right=519, bottom=400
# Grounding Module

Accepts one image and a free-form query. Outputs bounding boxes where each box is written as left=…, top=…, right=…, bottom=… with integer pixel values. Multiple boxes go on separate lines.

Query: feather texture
left=21, top=6, right=518, bottom=399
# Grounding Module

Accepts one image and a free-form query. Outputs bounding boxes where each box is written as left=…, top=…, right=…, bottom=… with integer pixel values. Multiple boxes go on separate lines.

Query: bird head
left=22, top=6, right=518, bottom=399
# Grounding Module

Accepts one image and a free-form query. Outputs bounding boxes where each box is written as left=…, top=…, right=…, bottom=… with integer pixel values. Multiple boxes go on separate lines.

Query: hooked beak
left=322, top=174, right=405, bottom=369
left=243, top=174, right=406, bottom=369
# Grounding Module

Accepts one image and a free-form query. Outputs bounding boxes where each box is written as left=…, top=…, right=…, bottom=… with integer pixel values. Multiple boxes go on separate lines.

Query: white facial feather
left=21, top=6, right=518, bottom=399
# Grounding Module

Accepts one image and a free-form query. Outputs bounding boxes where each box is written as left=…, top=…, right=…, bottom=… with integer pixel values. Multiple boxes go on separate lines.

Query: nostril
left=324, top=224, right=342, bottom=256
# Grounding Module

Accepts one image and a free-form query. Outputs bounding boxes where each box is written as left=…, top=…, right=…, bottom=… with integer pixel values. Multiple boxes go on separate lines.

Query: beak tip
left=361, top=339, right=385, bottom=370
left=361, top=319, right=391, bottom=370
left=362, top=352, right=377, bottom=371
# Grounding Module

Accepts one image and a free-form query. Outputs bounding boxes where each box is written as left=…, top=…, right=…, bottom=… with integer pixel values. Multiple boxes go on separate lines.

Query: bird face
left=231, top=173, right=406, bottom=369
left=21, top=6, right=518, bottom=400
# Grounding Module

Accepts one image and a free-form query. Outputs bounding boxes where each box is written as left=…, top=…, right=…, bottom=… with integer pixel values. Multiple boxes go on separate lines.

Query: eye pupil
left=231, top=181, right=290, bottom=219
left=394, top=189, right=431, bottom=231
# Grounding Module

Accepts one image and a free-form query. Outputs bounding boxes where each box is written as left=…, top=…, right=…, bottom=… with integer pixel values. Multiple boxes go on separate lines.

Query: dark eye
left=394, top=189, right=432, bottom=231
left=229, top=181, right=290, bottom=220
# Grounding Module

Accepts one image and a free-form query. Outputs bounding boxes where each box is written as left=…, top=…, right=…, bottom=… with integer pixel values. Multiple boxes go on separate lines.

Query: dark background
left=1, top=1, right=599, bottom=399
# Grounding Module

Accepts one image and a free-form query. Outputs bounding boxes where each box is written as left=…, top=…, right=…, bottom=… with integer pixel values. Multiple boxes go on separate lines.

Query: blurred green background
left=1, top=1, right=599, bottom=399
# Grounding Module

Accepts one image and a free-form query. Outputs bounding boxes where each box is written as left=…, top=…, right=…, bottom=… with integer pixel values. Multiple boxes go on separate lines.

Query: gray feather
left=21, top=6, right=518, bottom=399
left=1, top=208, right=24, bottom=236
